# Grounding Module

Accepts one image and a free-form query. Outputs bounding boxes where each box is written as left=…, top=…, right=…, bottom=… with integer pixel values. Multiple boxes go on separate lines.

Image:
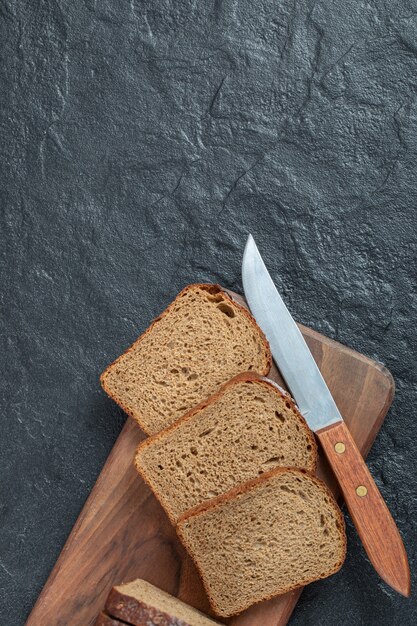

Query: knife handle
left=316, top=420, right=410, bottom=597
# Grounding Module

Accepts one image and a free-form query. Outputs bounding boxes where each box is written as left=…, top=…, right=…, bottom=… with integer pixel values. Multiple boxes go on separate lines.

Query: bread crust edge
left=94, top=611, right=125, bottom=626
left=105, top=586, right=217, bottom=626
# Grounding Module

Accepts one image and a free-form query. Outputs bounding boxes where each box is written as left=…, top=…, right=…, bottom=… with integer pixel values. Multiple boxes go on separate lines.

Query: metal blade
left=242, top=234, right=342, bottom=432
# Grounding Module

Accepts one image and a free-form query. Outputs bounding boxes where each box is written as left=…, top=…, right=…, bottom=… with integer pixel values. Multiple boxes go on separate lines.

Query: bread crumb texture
left=135, top=375, right=317, bottom=522
left=101, top=285, right=270, bottom=434
left=177, top=468, right=346, bottom=617
left=109, top=578, right=223, bottom=626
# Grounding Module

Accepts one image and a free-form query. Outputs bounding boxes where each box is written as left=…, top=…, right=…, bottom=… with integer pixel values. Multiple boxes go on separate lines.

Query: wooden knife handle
left=316, top=420, right=410, bottom=597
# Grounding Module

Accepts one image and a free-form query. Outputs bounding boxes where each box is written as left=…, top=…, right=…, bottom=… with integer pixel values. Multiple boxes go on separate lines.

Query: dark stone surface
left=1, top=0, right=416, bottom=623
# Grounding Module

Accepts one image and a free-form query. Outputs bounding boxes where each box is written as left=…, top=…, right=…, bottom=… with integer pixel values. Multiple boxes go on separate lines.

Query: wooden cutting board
left=26, top=292, right=395, bottom=626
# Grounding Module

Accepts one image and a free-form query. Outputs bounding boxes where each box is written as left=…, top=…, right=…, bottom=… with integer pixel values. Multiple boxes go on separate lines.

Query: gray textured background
left=1, top=0, right=417, bottom=624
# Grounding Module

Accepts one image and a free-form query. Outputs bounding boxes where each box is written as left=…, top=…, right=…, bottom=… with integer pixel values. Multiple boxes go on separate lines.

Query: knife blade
left=242, top=234, right=410, bottom=597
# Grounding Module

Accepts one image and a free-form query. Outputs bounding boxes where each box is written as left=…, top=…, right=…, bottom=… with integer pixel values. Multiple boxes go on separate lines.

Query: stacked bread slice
left=101, top=284, right=346, bottom=618
left=135, top=373, right=317, bottom=523
left=101, top=284, right=271, bottom=435
left=177, top=468, right=346, bottom=617
left=95, top=578, right=223, bottom=626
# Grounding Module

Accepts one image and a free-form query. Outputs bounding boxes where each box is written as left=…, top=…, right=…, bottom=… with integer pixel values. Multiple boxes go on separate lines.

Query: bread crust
left=176, top=467, right=347, bottom=617
left=105, top=586, right=222, bottom=626
left=134, top=372, right=318, bottom=523
left=100, top=284, right=272, bottom=434
left=105, top=587, right=189, bottom=626
left=94, top=612, right=125, bottom=626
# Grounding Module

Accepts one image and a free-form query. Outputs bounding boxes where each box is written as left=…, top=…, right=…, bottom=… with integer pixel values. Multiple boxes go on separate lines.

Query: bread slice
left=104, top=578, right=224, bottom=626
left=177, top=468, right=346, bottom=617
left=135, top=373, right=317, bottom=523
left=101, top=284, right=271, bottom=435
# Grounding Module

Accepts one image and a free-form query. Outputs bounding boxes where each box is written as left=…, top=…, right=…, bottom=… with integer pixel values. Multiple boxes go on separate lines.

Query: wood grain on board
left=26, top=292, right=395, bottom=626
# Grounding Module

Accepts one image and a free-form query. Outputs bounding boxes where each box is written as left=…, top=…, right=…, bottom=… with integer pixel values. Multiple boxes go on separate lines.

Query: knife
left=242, top=234, right=410, bottom=597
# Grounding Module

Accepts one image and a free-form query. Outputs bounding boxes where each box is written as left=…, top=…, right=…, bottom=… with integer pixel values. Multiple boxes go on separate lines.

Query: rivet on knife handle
left=316, top=420, right=410, bottom=597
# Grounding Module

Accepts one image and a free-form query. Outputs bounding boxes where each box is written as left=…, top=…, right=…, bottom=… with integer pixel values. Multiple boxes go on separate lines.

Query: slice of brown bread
left=135, top=373, right=317, bottom=523
left=101, top=284, right=271, bottom=435
left=177, top=468, right=346, bottom=617
left=105, top=578, right=224, bottom=626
